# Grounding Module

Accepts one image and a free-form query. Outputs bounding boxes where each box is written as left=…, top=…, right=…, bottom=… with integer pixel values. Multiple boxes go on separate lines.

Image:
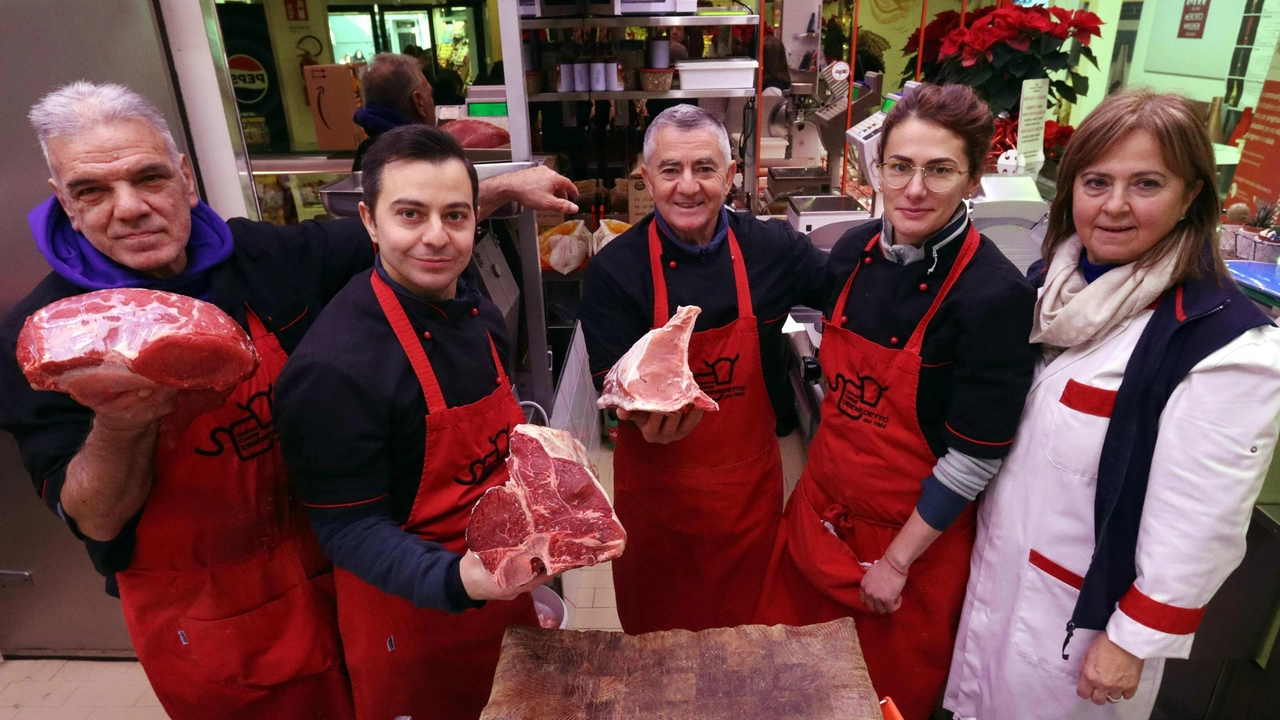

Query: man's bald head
left=363, top=53, right=435, bottom=124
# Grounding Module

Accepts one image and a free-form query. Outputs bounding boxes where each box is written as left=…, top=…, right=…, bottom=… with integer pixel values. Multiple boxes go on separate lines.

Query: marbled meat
left=443, top=119, right=511, bottom=148
left=596, top=305, right=718, bottom=414
left=467, top=425, right=626, bottom=588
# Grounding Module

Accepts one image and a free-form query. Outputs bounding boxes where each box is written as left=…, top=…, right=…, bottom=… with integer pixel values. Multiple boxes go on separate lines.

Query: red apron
left=755, top=227, right=981, bottom=720
left=335, top=273, right=538, bottom=720
left=612, top=223, right=784, bottom=634
left=116, top=309, right=353, bottom=720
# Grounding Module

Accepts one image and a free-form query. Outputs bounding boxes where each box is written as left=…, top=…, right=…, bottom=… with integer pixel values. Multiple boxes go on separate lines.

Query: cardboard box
left=628, top=167, right=653, bottom=224
left=303, top=63, right=364, bottom=151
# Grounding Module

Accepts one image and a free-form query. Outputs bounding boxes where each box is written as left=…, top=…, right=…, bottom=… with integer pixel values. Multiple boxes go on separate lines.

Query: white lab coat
left=943, top=308, right=1280, bottom=720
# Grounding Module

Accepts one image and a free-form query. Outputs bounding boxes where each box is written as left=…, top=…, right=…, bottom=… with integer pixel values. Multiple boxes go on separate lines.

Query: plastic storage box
left=674, top=59, right=759, bottom=90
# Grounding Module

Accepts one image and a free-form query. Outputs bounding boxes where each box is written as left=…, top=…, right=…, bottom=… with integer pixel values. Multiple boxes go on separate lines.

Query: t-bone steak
left=467, top=425, right=626, bottom=589
left=596, top=305, right=719, bottom=414
left=17, top=288, right=259, bottom=405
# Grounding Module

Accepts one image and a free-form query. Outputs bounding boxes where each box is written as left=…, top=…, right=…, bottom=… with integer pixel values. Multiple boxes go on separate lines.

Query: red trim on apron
left=335, top=273, right=536, bottom=720
left=755, top=226, right=982, bottom=720
left=611, top=222, right=783, bottom=634
left=116, top=309, right=353, bottom=720
left=1059, top=379, right=1118, bottom=418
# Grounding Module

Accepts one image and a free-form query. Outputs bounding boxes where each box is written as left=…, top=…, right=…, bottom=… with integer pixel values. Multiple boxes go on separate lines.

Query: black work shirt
left=579, top=211, right=828, bottom=433
left=0, top=217, right=375, bottom=594
left=274, top=264, right=509, bottom=613
left=824, top=219, right=1037, bottom=459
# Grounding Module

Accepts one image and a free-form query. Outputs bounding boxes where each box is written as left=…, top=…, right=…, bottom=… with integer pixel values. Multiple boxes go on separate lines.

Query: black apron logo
left=694, top=354, right=747, bottom=402
left=455, top=425, right=512, bottom=486
left=830, top=373, right=890, bottom=428
left=193, top=387, right=279, bottom=460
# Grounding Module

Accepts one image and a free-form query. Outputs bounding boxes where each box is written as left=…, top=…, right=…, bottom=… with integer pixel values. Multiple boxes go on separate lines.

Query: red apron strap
left=648, top=218, right=754, bottom=327
left=647, top=221, right=670, bottom=328
left=906, top=224, right=981, bottom=354
left=486, top=333, right=508, bottom=384
left=370, top=272, right=447, bottom=414
left=832, top=234, right=882, bottom=323
left=725, top=229, right=754, bottom=319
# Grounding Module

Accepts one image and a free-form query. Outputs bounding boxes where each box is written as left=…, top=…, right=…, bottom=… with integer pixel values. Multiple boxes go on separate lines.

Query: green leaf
left=967, top=63, right=994, bottom=86
left=1051, top=79, right=1078, bottom=104
left=991, top=43, right=1014, bottom=69
left=1009, top=54, right=1038, bottom=76
left=1069, top=71, right=1090, bottom=98
left=1080, top=45, right=1099, bottom=70
left=1042, top=51, right=1070, bottom=71
left=994, top=83, right=1021, bottom=112
left=1040, top=33, right=1060, bottom=55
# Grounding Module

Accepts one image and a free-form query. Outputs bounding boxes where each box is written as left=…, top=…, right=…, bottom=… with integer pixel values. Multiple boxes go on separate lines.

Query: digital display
left=467, top=102, right=508, bottom=117
left=881, top=96, right=897, bottom=113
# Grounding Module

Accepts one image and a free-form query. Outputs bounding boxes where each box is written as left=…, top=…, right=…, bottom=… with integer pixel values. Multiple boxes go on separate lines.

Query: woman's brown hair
left=879, top=82, right=994, bottom=178
left=1043, top=88, right=1226, bottom=284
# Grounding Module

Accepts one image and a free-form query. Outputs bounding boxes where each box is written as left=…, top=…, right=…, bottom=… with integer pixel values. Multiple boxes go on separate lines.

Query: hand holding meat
left=459, top=550, right=552, bottom=601
left=597, top=305, right=718, bottom=415
left=616, top=407, right=705, bottom=445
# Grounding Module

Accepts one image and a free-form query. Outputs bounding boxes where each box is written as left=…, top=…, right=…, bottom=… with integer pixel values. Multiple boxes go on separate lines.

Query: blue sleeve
left=916, top=475, right=971, bottom=532
left=307, top=501, right=477, bottom=614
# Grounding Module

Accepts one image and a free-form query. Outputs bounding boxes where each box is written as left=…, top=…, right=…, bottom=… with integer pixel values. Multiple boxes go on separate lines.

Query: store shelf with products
left=528, top=87, right=755, bottom=102
left=521, top=14, right=758, bottom=29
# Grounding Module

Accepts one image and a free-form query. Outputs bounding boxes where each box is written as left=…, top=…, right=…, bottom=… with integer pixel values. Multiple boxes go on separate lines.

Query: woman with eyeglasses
left=755, top=83, right=1037, bottom=719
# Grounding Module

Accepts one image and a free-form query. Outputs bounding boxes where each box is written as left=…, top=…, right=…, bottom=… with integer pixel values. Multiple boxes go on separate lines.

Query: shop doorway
left=327, top=3, right=490, bottom=84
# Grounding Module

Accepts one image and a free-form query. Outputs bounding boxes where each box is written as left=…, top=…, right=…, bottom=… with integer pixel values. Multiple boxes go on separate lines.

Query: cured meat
left=596, top=305, right=719, bottom=414
left=17, top=288, right=259, bottom=405
left=467, top=425, right=626, bottom=589
left=481, top=617, right=881, bottom=719
left=443, top=119, right=511, bottom=149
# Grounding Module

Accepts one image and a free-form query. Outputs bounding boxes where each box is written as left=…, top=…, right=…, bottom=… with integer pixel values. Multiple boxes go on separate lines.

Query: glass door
left=432, top=5, right=486, bottom=85
left=382, top=9, right=434, bottom=56
left=329, top=6, right=378, bottom=65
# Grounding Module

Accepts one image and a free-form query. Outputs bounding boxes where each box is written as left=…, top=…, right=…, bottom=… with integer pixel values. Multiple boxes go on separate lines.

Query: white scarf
left=1030, top=234, right=1178, bottom=350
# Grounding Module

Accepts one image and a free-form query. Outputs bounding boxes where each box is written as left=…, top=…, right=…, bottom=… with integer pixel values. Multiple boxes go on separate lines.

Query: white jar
left=557, top=63, right=574, bottom=92
left=649, top=39, right=670, bottom=70
left=590, top=61, right=608, bottom=92
left=573, top=61, right=590, bottom=92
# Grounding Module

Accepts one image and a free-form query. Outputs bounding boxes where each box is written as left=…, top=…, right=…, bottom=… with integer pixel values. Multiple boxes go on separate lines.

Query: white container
left=590, top=61, right=608, bottom=91
left=674, top=59, right=759, bottom=90
left=557, top=63, right=574, bottom=92
left=607, top=61, right=624, bottom=91
left=573, top=62, right=590, bottom=92
left=531, top=586, right=570, bottom=630
left=649, top=39, right=670, bottom=69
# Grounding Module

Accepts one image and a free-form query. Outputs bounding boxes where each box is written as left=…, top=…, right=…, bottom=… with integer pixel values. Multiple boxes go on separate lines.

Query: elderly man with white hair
left=580, top=104, right=827, bottom=635
left=0, top=81, right=576, bottom=720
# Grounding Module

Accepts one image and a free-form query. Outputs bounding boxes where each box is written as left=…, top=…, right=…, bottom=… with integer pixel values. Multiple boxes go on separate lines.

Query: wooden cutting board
left=480, top=617, right=881, bottom=720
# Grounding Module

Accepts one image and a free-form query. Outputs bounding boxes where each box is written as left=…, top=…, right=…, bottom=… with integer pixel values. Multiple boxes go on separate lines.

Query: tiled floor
left=0, top=660, right=167, bottom=720
left=561, top=432, right=807, bottom=631
left=0, top=433, right=810, bottom=712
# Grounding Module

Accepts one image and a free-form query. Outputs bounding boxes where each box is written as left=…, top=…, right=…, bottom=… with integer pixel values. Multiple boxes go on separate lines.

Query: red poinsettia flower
left=1066, top=10, right=1104, bottom=45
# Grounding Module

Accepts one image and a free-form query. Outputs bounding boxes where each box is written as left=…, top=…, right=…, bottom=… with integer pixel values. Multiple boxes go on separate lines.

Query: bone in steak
left=18, top=288, right=259, bottom=405
left=596, top=305, right=718, bottom=414
left=467, top=425, right=626, bottom=589
left=443, top=119, right=511, bottom=149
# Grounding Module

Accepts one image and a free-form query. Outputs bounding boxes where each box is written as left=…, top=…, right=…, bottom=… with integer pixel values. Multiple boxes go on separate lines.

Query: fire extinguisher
left=297, top=35, right=323, bottom=105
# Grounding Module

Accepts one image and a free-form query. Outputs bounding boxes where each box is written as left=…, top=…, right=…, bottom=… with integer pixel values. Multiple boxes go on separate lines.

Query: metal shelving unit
left=528, top=87, right=756, bottom=102
left=520, top=14, right=758, bottom=29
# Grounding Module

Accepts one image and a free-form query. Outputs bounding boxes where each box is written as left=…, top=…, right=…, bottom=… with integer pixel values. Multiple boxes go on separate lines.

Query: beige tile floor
left=0, top=659, right=168, bottom=720
left=0, top=433, right=809, bottom=713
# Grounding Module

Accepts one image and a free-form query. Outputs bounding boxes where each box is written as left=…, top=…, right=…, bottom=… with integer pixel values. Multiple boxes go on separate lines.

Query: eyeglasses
left=877, top=161, right=970, bottom=192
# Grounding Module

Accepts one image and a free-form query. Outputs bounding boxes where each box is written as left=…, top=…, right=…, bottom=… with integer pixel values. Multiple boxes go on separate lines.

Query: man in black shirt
left=580, top=105, right=826, bottom=634
left=0, top=81, right=575, bottom=720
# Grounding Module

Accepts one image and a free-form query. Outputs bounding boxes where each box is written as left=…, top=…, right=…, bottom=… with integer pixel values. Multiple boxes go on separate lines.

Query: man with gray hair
left=353, top=52, right=436, bottom=170
left=580, top=104, right=827, bottom=634
left=0, top=81, right=575, bottom=720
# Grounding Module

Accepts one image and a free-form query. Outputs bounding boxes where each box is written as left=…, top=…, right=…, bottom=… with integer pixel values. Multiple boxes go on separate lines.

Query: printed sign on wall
left=285, top=0, right=309, bottom=22
left=1179, top=0, right=1212, bottom=38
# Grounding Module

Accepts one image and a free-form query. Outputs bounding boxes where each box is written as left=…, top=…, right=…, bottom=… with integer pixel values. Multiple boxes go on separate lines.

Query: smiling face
left=359, top=157, right=475, bottom=301
left=1072, top=129, right=1202, bottom=265
left=880, top=117, right=980, bottom=247
left=641, top=126, right=735, bottom=246
left=47, top=119, right=198, bottom=278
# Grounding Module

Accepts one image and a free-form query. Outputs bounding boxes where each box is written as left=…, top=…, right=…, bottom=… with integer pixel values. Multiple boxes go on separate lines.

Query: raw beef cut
left=18, top=288, right=259, bottom=405
left=596, top=305, right=719, bottom=414
left=481, top=617, right=882, bottom=719
left=443, top=119, right=511, bottom=148
left=467, top=425, right=626, bottom=589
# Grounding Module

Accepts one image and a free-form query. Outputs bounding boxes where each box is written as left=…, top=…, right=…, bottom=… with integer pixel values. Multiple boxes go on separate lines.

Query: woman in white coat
left=944, top=89, right=1280, bottom=719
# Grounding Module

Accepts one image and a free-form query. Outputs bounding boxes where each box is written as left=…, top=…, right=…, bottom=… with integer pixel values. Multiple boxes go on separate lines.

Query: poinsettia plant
left=903, top=6, right=1103, bottom=116
left=1043, top=120, right=1074, bottom=160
